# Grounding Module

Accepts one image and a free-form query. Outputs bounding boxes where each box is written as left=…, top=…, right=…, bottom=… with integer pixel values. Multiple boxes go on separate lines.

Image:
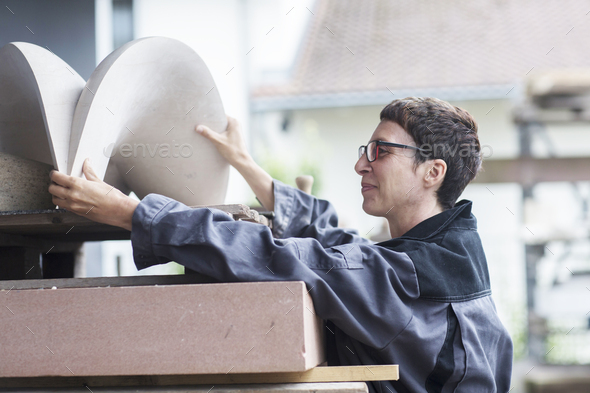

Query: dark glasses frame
left=358, top=140, right=426, bottom=162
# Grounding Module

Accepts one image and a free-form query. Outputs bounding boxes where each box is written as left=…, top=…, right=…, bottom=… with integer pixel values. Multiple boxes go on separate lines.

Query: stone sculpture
left=0, top=38, right=229, bottom=210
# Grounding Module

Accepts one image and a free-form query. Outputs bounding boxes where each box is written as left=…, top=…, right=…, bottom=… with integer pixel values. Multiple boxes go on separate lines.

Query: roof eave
left=250, top=84, right=521, bottom=112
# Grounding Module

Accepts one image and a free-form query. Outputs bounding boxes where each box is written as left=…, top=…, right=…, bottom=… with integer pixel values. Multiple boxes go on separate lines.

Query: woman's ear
left=423, top=159, right=447, bottom=189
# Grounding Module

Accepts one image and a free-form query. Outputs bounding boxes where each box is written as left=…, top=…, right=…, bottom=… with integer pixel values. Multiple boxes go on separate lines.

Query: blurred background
left=2, top=0, right=590, bottom=391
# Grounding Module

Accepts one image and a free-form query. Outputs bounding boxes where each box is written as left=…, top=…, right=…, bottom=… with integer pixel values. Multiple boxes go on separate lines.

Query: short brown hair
left=380, top=97, right=481, bottom=210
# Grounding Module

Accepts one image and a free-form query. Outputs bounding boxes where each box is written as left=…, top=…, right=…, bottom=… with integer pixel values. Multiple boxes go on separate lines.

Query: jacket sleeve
left=131, top=193, right=420, bottom=350
left=272, top=180, right=372, bottom=247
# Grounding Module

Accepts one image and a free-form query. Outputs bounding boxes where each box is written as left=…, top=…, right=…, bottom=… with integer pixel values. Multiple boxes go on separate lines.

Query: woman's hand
left=196, top=116, right=275, bottom=211
left=49, top=158, right=139, bottom=231
left=196, top=116, right=251, bottom=169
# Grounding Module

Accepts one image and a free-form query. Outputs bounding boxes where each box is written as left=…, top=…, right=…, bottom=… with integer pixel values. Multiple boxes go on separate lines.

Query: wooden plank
left=4, top=382, right=369, bottom=393
left=243, top=365, right=399, bottom=384
left=0, top=366, right=397, bottom=388
left=0, top=204, right=269, bottom=242
left=0, top=209, right=129, bottom=241
left=0, top=274, right=217, bottom=290
left=475, top=157, right=590, bottom=185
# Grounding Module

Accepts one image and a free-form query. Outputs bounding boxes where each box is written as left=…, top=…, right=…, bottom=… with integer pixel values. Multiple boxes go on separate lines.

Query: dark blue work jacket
left=132, top=180, right=513, bottom=393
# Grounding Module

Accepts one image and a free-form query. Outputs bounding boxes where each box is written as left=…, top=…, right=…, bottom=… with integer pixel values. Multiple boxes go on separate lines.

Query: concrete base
left=0, top=152, right=54, bottom=211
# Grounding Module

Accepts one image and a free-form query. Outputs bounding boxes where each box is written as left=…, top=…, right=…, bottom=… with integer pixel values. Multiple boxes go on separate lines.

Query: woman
left=49, top=97, right=513, bottom=393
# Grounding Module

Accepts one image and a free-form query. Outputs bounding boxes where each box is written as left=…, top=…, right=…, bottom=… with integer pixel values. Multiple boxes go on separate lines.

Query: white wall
left=245, top=0, right=315, bottom=85
left=95, top=0, right=113, bottom=65
left=90, top=0, right=313, bottom=276
left=133, top=0, right=251, bottom=204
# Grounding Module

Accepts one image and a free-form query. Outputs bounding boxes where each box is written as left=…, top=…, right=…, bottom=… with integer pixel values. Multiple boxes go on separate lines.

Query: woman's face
left=354, top=120, right=426, bottom=217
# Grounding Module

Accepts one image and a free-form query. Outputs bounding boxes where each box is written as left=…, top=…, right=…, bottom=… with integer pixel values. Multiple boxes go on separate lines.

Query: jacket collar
left=379, top=200, right=476, bottom=243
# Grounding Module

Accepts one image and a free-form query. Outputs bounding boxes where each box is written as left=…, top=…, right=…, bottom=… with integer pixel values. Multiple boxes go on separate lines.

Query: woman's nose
left=355, top=153, right=371, bottom=175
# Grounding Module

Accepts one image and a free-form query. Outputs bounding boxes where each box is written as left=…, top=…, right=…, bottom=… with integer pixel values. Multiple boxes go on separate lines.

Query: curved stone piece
left=0, top=152, right=54, bottom=211
left=69, top=37, right=229, bottom=205
left=0, top=42, right=85, bottom=173
left=103, top=160, right=132, bottom=196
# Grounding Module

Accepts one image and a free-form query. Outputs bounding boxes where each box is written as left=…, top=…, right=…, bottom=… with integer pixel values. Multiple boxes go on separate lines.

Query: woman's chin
left=362, top=201, right=379, bottom=216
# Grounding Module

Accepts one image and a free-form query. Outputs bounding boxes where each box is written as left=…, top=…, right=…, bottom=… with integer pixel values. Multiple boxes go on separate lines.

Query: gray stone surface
left=69, top=37, right=229, bottom=206
left=0, top=152, right=54, bottom=211
left=0, top=42, right=85, bottom=173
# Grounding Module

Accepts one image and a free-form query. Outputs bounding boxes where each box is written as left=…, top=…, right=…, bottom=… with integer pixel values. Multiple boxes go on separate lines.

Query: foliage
left=253, top=122, right=325, bottom=202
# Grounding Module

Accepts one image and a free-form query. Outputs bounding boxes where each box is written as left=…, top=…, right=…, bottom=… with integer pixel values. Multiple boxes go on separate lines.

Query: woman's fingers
left=47, top=162, right=137, bottom=230
left=195, top=124, right=222, bottom=145
left=52, top=195, right=69, bottom=211
left=195, top=117, right=251, bottom=170
left=48, top=183, right=68, bottom=200
left=50, top=169, right=75, bottom=188
left=82, top=158, right=101, bottom=182
left=52, top=195, right=63, bottom=207
left=226, top=116, right=238, bottom=131
left=49, top=162, right=104, bottom=209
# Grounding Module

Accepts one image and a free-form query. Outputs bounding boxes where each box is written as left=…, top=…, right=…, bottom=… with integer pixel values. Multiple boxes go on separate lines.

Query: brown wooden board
left=1, top=281, right=325, bottom=378
left=0, top=274, right=218, bottom=290
left=0, top=366, right=397, bottom=388
left=0, top=382, right=369, bottom=393
left=0, top=208, right=129, bottom=242
left=0, top=204, right=268, bottom=243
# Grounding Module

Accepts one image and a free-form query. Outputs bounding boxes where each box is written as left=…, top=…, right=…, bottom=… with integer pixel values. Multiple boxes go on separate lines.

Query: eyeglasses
left=358, top=140, right=425, bottom=162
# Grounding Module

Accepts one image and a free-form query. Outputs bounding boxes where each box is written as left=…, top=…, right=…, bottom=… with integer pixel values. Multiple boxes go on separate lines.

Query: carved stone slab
left=0, top=42, right=85, bottom=173
left=69, top=37, right=229, bottom=205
